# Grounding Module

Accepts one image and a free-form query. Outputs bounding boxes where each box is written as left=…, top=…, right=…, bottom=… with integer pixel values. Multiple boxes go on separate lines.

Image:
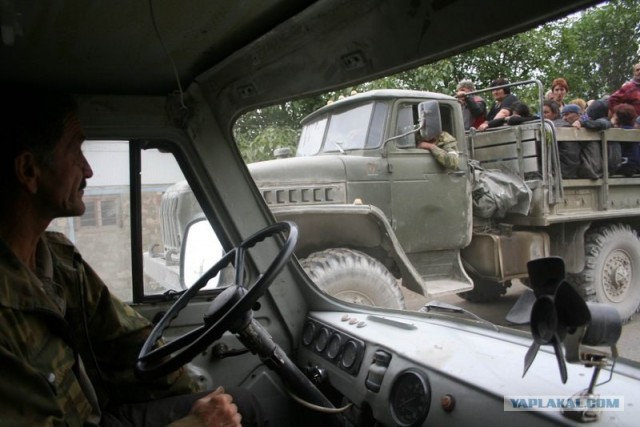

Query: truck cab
left=4, top=1, right=639, bottom=426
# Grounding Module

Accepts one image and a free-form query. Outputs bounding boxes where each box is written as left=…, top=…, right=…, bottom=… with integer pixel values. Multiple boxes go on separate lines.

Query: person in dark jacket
left=477, top=78, right=519, bottom=131
left=455, top=79, right=486, bottom=130
left=613, top=103, right=640, bottom=177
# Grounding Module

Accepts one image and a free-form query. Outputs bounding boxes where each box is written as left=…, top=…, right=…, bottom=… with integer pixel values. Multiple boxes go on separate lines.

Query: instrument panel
left=301, top=317, right=366, bottom=375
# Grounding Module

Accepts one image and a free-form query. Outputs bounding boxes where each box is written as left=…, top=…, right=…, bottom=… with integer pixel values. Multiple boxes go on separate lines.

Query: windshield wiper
left=329, top=140, right=346, bottom=154
left=420, top=300, right=499, bottom=332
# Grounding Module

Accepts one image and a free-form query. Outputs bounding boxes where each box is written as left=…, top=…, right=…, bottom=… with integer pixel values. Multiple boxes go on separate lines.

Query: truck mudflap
left=461, top=229, right=550, bottom=281
left=270, top=203, right=473, bottom=297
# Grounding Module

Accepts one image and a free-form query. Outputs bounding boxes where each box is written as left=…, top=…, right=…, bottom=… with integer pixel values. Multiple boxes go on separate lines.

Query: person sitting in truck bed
left=454, top=79, right=486, bottom=130
left=550, top=77, right=569, bottom=109
left=572, top=99, right=622, bottom=175
left=477, top=78, right=518, bottom=131
left=543, top=100, right=566, bottom=127
left=572, top=100, right=612, bottom=131
left=417, top=131, right=459, bottom=170
left=556, top=103, right=602, bottom=179
left=612, top=103, right=640, bottom=177
left=483, top=101, right=538, bottom=128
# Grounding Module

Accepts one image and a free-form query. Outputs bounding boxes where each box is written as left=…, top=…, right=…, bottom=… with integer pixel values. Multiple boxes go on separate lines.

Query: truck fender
left=269, top=204, right=425, bottom=295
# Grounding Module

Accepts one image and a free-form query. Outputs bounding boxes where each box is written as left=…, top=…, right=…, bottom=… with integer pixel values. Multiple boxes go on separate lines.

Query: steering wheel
left=135, top=221, right=298, bottom=379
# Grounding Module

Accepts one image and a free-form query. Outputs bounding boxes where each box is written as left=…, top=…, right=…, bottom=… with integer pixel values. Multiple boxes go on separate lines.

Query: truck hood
left=249, top=155, right=385, bottom=206
left=249, top=155, right=348, bottom=187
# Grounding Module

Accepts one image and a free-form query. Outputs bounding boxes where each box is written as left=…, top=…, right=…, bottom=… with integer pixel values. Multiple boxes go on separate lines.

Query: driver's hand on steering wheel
left=171, top=386, right=242, bottom=427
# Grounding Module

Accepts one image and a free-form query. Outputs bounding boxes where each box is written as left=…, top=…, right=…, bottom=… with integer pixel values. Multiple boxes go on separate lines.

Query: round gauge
left=340, top=339, right=360, bottom=370
left=326, top=333, right=342, bottom=359
left=302, top=321, right=317, bottom=346
left=389, top=369, right=431, bottom=427
left=314, top=327, right=330, bottom=352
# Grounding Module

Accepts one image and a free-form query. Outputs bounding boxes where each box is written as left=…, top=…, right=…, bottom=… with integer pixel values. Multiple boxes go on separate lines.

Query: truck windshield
left=297, top=102, right=376, bottom=156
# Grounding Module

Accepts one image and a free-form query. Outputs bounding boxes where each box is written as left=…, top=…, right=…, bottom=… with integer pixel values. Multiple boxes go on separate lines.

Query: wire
left=149, top=0, right=186, bottom=109
left=287, top=389, right=353, bottom=414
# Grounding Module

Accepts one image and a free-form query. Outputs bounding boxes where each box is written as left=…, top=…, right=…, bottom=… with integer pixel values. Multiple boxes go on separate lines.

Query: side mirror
left=180, top=218, right=225, bottom=289
left=418, top=101, right=442, bottom=141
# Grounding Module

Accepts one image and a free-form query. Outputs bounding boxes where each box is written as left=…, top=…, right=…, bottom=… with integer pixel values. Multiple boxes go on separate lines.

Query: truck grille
left=260, top=185, right=346, bottom=206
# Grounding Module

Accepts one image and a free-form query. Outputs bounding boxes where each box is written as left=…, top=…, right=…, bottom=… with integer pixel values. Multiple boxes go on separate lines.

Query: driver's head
left=2, top=85, right=77, bottom=190
left=1, top=84, right=93, bottom=218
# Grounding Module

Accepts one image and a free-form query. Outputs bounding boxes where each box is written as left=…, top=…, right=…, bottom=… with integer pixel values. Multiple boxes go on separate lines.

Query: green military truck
left=146, top=88, right=640, bottom=321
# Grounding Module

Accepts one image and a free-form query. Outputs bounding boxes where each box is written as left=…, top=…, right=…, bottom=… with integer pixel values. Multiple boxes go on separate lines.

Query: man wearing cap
left=608, top=63, right=640, bottom=117
left=560, top=103, right=582, bottom=126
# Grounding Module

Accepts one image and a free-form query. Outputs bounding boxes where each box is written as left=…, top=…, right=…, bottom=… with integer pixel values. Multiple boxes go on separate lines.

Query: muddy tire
left=573, top=224, right=640, bottom=322
left=300, top=248, right=405, bottom=309
left=458, top=274, right=508, bottom=303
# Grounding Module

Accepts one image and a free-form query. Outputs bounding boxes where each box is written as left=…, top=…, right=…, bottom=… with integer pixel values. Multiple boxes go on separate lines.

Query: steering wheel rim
left=135, top=221, right=298, bottom=379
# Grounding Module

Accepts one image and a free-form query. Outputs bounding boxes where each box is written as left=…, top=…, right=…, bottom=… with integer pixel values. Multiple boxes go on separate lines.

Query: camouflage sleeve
left=431, top=132, right=460, bottom=170
left=70, top=259, right=199, bottom=407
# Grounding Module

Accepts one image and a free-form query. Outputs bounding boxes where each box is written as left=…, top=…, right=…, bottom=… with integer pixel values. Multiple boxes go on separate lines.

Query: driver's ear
left=14, top=151, right=42, bottom=194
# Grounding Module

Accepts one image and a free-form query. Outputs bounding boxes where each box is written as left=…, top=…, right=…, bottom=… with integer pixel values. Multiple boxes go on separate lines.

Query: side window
left=47, top=141, right=133, bottom=301
left=48, top=141, right=225, bottom=302
left=395, top=103, right=418, bottom=147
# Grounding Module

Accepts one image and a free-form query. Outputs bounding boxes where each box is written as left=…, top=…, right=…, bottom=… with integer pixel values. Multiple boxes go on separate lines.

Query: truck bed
left=469, top=124, right=640, bottom=227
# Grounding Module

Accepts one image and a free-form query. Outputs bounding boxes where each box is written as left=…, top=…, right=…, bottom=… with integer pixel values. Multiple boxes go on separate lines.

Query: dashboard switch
left=365, top=349, right=392, bottom=392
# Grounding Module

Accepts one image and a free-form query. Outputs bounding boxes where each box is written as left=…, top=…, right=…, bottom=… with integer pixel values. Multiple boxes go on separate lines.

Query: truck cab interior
left=5, top=1, right=638, bottom=426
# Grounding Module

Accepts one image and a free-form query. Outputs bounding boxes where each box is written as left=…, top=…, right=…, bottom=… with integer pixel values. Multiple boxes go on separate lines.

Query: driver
left=0, top=84, right=264, bottom=426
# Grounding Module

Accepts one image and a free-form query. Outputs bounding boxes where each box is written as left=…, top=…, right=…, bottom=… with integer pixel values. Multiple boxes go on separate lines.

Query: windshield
left=297, top=102, right=377, bottom=156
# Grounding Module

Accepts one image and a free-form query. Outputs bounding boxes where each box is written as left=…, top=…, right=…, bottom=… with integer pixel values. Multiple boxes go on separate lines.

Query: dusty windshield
left=297, top=102, right=375, bottom=156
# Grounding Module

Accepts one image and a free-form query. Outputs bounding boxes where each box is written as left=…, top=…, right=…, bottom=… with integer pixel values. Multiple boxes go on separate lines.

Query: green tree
left=555, top=0, right=640, bottom=100
left=234, top=0, right=640, bottom=160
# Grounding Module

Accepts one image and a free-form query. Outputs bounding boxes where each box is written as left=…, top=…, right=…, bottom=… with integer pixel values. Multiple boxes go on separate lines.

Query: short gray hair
left=456, top=79, right=475, bottom=92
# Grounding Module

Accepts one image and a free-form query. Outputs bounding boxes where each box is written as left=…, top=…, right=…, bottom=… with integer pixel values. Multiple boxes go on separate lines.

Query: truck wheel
left=574, top=224, right=640, bottom=322
left=301, top=248, right=405, bottom=309
left=458, top=274, right=508, bottom=303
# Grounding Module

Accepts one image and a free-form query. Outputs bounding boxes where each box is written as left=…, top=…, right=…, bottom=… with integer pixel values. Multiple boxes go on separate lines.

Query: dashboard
left=295, top=311, right=636, bottom=427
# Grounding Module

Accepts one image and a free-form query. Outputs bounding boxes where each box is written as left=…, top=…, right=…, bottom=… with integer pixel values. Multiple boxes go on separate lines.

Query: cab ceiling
left=1, top=0, right=600, bottom=118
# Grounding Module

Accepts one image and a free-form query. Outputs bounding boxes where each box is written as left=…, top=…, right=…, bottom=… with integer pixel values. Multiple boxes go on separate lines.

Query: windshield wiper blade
left=420, top=300, right=499, bottom=332
left=329, top=140, right=346, bottom=154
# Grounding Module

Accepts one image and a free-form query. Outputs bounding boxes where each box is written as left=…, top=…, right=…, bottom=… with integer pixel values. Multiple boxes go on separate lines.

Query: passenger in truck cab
left=0, top=85, right=263, bottom=427
left=416, top=131, right=460, bottom=170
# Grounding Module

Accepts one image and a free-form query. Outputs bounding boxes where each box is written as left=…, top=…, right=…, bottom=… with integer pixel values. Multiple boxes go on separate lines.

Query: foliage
left=234, top=0, right=640, bottom=161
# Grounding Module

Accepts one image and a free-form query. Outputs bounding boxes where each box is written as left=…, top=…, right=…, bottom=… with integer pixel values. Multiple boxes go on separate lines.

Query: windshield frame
left=296, top=101, right=389, bottom=156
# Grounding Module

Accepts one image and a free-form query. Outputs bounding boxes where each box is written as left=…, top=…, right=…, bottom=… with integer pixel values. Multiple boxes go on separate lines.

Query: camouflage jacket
left=0, top=232, right=197, bottom=427
left=428, top=131, right=460, bottom=170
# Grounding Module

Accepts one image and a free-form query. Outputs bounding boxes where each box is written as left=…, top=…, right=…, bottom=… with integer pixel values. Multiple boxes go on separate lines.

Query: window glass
left=140, top=148, right=226, bottom=296
left=323, top=103, right=374, bottom=152
left=47, top=141, right=132, bottom=301
left=47, top=141, right=226, bottom=302
left=296, top=117, right=327, bottom=157
left=395, top=103, right=418, bottom=147
left=365, top=102, right=389, bottom=149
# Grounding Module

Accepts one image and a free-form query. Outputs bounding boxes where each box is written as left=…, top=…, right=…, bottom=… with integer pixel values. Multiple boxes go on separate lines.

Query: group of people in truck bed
left=455, top=63, right=640, bottom=178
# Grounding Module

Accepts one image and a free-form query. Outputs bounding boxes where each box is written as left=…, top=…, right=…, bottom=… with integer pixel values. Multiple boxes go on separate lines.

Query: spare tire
left=301, top=248, right=405, bottom=309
